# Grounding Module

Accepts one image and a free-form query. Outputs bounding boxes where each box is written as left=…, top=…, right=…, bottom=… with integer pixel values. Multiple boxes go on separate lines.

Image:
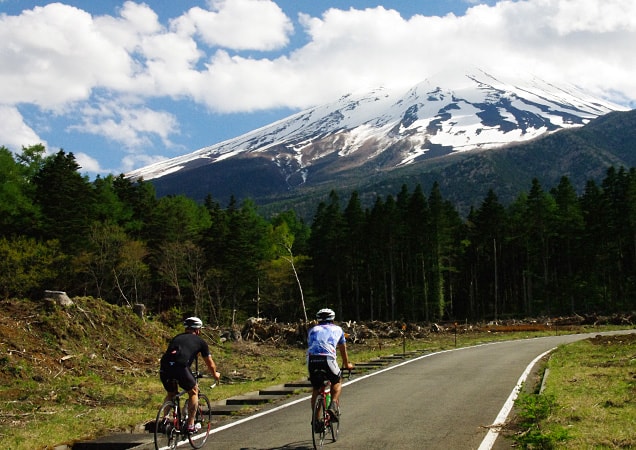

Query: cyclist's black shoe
left=313, top=420, right=325, bottom=433
left=328, top=405, right=340, bottom=422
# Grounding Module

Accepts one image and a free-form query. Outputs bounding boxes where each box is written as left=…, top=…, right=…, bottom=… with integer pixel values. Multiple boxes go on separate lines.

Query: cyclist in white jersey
left=307, top=308, right=354, bottom=421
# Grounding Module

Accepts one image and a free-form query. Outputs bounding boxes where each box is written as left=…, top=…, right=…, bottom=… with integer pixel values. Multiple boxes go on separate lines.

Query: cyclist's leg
left=308, top=357, right=327, bottom=412
left=174, top=366, right=198, bottom=429
left=326, top=359, right=343, bottom=407
left=186, top=385, right=199, bottom=428
left=189, top=393, right=211, bottom=448
left=331, top=380, right=342, bottom=406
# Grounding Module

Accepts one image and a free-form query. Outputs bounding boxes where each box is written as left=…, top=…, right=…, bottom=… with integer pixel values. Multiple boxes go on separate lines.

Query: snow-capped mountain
left=127, top=69, right=628, bottom=204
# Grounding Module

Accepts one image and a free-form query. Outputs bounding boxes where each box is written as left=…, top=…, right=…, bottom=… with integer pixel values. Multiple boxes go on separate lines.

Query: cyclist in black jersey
left=160, top=317, right=221, bottom=433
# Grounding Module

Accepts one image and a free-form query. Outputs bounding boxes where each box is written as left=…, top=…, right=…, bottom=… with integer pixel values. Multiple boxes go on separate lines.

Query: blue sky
left=1, top=0, right=635, bottom=178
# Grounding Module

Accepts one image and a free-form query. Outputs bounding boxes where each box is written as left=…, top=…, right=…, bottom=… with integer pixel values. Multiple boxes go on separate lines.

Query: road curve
left=194, top=330, right=634, bottom=450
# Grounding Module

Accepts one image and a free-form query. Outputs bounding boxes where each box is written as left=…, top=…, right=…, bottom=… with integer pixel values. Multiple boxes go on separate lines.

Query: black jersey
left=160, top=332, right=211, bottom=368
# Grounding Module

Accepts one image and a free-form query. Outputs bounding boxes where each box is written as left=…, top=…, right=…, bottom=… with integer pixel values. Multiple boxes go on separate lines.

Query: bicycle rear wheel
left=154, top=401, right=179, bottom=450
left=188, top=393, right=212, bottom=448
left=311, top=395, right=327, bottom=449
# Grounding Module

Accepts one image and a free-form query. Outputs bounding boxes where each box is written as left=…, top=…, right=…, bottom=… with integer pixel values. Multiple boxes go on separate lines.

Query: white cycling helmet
left=316, top=308, right=335, bottom=322
left=183, top=317, right=203, bottom=329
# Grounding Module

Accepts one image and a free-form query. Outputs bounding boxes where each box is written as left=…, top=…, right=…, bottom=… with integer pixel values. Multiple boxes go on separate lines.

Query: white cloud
left=0, top=105, right=45, bottom=151
left=3, top=0, right=636, bottom=113
left=173, top=0, right=293, bottom=50
left=190, top=0, right=636, bottom=112
left=0, top=3, right=132, bottom=108
left=120, top=153, right=169, bottom=174
left=1, top=0, right=635, bottom=174
left=69, top=100, right=179, bottom=149
left=74, top=152, right=104, bottom=174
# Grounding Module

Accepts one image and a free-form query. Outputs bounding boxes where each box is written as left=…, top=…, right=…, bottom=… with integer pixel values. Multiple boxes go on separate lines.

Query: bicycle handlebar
left=190, top=371, right=220, bottom=388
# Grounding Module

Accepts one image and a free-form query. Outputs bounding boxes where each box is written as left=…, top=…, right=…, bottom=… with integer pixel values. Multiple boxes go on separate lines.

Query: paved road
left=191, top=330, right=634, bottom=450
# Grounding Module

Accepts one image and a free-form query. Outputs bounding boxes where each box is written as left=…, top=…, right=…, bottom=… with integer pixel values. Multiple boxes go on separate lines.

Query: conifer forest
left=2, top=145, right=635, bottom=325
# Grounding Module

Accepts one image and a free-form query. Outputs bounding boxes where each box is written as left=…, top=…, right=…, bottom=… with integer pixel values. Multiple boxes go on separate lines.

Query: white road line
left=477, top=348, right=555, bottom=450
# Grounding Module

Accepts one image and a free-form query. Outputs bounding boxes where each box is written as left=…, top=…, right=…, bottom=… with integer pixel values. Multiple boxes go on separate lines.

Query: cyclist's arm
left=203, top=354, right=221, bottom=382
left=337, top=343, right=353, bottom=370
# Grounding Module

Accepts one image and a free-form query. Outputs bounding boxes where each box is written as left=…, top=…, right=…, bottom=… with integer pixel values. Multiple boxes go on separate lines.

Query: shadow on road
left=240, top=439, right=314, bottom=450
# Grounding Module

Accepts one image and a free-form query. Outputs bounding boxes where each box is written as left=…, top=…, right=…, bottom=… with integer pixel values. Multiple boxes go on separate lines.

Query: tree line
left=2, top=145, right=635, bottom=325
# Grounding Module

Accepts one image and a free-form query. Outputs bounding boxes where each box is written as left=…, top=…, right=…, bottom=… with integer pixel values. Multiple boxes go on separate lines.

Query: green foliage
left=513, top=392, right=570, bottom=449
left=0, top=147, right=41, bottom=236
left=32, top=150, right=97, bottom=252
left=1, top=142, right=636, bottom=323
left=150, top=195, right=212, bottom=244
left=0, top=236, right=63, bottom=299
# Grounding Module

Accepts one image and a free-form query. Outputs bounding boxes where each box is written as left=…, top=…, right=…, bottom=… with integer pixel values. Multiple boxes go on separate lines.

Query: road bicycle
left=154, top=361, right=216, bottom=450
left=311, top=368, right=352, bottom=450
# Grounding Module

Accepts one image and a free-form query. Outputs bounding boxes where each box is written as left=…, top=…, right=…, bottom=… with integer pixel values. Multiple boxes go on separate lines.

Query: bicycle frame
left=311, top=368, right=351, bottom=450
left=154, top=358, right=216, bottom=450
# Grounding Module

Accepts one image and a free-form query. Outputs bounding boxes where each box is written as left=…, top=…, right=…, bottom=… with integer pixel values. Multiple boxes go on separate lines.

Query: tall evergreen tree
left=579, top=179, right=606, bottom=312
left=32, top=150, right=96, bottom=253
left=343, top=191, right=366, bottom=320
left=309, top=191, right=346, bottom=317
left=223, top=199, right=272, bottom=322
left=405, top=184, right=430, bottom=320
left=551, top=176, right=584, bottom=313
left=112, top=175, right=157, bottom=238
left=0, top=147, right=39, bottom=237
left=469, top=189, right=506, bottom=320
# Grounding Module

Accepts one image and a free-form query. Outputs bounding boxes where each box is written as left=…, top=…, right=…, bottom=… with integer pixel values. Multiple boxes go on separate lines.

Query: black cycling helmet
left=316, top=308, right=335, bottom=322
left=183, top=317, right=203, bottom=329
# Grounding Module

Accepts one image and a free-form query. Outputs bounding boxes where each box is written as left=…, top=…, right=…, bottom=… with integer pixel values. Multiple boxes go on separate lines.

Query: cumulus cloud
left=172, top=0, right=293, bottom=50
left=69, top=100, right=179, bottom=149
left=0, top=3, right=132, bottom=108
left=74, top=152, right=105, bottom=174
left=0, top=105, right=44, bottom=150
left=189, top=0, right=636, bottom=111
left=120, top=153, right=170, bottom=174
left=0, top=0, right=635, bottom=174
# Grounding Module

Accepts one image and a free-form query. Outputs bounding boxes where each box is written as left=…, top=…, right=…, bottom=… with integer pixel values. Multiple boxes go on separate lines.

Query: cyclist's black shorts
left=308, top=355, right=341, bottom=388
left=160, top=364, right=196, bottom=393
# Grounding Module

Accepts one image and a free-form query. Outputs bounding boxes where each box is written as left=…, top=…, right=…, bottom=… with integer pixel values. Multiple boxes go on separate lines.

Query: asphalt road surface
left=192, top=330, right=634, bottom=450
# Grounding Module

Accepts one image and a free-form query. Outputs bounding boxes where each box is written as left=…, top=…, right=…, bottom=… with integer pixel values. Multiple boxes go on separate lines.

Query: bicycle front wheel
left=311, top=395, right=327, bottom=450
left=154, top=401, right=179, bottom=450
left=188, top=393, right=212, bottom=448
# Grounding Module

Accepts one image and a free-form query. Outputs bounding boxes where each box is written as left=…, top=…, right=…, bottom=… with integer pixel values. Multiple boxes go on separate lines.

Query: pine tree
left=32, top=150, right=96, bottom=253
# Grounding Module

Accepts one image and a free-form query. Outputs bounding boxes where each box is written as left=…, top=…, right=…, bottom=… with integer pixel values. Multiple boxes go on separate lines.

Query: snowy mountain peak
left=127, top=70, right=628, bottom=183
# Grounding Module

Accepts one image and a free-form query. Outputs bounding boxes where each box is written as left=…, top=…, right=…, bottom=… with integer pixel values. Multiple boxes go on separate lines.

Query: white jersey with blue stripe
left=307, top=322, right=346, bottom=361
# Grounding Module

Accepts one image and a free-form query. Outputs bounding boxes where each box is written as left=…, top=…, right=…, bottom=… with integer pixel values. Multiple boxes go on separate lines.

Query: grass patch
left=512, top=391, right=570, bottom=448
left=511, top=333, right=636, bottom=449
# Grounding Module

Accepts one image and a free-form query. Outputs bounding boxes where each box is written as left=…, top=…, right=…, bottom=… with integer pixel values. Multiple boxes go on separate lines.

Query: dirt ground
left=0, top=297, right=164, bottom=387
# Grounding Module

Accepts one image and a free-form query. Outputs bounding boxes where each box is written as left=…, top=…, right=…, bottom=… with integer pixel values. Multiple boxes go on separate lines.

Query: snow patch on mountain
left=127, top=69, right=628, bottom=182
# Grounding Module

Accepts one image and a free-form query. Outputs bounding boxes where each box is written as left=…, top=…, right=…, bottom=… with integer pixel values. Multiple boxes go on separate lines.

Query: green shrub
left=513, top=392, right=570, bottom=449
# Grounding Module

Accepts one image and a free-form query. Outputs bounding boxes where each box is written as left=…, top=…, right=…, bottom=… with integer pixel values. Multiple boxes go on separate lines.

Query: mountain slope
left=126, top=70, right=630, bottom=214
left=360, top=109, right=636, bottom=215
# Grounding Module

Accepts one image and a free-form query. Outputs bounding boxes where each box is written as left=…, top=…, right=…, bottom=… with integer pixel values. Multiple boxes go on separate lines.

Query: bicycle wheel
left=188, top=393, right=212, bottom=448
left=329, top=402, right=340, bottom=442
left=311, top=395, right=327, bottom=450
left=154, top=400, right=179, bottom=450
